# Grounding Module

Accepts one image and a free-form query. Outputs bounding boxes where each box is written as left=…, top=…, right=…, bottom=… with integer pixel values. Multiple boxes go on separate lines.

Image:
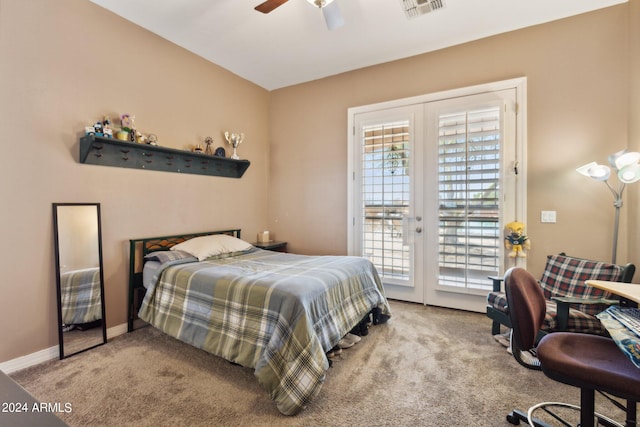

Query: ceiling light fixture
left=306, top=0, right=335, bottom=8
left=256, top=0, right=343, bottom=30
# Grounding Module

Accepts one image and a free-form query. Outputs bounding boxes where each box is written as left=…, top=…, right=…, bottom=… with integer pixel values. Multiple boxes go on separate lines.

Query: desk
left=586, top=280, right=640, bottom=307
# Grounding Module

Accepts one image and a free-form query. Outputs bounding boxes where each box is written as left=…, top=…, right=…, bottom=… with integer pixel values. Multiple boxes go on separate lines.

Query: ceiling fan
left=254, top=0, right=344, bottom=30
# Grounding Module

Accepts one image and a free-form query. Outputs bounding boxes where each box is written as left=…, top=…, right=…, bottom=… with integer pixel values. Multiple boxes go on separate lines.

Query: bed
left=60, top=267, right=102, bottom=325
left=128, top=229, right=391, bottom=415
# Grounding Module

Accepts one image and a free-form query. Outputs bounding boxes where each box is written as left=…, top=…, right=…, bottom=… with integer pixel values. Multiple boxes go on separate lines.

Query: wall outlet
left=541, top=210, right=557, bottom=223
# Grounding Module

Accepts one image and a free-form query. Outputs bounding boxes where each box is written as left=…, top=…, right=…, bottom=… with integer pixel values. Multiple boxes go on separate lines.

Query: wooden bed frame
left=127, top=229, right=242, bottom=332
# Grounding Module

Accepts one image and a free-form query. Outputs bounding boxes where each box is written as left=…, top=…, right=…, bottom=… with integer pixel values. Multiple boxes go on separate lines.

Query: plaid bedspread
left=138, top=248, right=390, bottom=415
left=60, top=267, right=102, bottom=325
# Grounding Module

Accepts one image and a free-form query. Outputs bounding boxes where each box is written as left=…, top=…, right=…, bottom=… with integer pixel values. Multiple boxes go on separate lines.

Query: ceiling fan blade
left=322, top=1, right=344, bottom=30
left=254, top=0, right=289, bottom=14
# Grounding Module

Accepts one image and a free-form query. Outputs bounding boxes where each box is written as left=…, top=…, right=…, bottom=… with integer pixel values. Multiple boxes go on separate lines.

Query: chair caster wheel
left=506, top=413, right=520, bottom=425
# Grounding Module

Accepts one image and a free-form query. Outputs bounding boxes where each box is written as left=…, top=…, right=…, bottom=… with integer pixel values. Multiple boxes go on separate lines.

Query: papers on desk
left=606, top=306, right=640, bottom=337
left=597, top=307, right=640, bottom=369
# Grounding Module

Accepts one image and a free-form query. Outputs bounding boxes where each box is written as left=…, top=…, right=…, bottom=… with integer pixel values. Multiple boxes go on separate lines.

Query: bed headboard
left=127, top=229, right=241, bottom=332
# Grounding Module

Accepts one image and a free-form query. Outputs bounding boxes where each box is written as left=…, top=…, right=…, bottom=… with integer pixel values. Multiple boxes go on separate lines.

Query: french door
left=348, top=79, right=525, bottom=311
left=351, top=105, right=425, bottom=303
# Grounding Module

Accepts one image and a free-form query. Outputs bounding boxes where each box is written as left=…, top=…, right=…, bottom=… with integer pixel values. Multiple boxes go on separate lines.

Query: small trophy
left=224, top=132, right=244, bottom=160
left=204, top=136, right=214, bottom=155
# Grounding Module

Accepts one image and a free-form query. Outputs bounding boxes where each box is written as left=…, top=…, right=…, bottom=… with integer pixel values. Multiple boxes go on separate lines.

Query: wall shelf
left=79, top=135, right=250, bottom=178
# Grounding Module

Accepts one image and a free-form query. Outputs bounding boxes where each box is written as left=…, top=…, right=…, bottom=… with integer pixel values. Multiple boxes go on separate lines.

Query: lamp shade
left=614, top=151, right=640, bottom=169
left=589, top=165, right=611, bottom=181
left=618, top=163, right=640, bottom=184
left=608, top=150, right=628, bottom=169
left=577, top=162, right=611, bottom=181
left=576, top=162, right=598, bottom=177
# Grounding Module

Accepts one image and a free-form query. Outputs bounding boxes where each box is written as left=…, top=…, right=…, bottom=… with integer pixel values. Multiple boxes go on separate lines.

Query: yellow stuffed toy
left=505, top=221, right=531, bottom=258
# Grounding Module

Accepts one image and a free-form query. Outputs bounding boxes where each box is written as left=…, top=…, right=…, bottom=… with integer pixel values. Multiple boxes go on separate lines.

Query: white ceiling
left=89, top=0, right=626, bottom=91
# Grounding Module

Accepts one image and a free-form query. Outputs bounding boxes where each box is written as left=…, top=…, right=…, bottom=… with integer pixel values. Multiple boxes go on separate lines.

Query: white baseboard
left=0, top=323, right=128, bottom=375
left=0, top=346, right=59, bottom=375
left=107, top=323, right=128, bottom=338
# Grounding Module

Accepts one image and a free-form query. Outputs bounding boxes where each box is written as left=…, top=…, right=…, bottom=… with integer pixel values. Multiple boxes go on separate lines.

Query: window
left=437, top=107, right=502, bottom=290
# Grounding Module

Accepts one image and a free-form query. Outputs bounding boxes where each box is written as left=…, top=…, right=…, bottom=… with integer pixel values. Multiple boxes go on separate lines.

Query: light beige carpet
left=10, top=301, right=632, bottom=426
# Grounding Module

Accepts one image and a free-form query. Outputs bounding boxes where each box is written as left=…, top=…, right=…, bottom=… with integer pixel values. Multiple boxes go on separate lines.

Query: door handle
left=416, top=227, right=423, bottom=233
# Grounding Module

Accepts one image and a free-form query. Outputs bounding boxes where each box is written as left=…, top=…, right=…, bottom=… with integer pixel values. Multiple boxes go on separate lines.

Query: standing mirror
left=53, top=203, right=107, bottom=359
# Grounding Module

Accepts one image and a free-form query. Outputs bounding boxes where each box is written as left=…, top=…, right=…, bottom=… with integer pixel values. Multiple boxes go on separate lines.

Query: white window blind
left=361, top=120, right=410, bottom=281
left=438, top=107, right=501, bottom=290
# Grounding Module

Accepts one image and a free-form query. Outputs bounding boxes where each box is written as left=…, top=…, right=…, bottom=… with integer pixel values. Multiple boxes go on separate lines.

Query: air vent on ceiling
left=402, top=0, right=445, bottom=18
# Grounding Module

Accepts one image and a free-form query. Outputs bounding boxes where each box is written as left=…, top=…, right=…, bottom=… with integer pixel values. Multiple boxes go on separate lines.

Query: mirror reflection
left=53, top=203, right=106, bottom=359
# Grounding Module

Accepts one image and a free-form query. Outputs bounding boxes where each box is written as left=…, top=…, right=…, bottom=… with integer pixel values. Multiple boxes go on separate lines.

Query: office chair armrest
left=551, top=297, right=619, bottom=330
left=488, top=276, right=504, bottom=292
left=551, top=296, right=619, bottom=305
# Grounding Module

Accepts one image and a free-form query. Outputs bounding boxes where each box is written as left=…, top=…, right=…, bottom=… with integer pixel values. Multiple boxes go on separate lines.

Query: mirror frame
left=53, top=203, right=107, bottom=359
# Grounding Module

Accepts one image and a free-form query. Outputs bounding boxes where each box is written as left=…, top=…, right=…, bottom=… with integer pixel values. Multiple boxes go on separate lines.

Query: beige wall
left=1, top=0, right=638, bottom=365
left=629, top=0, right=640, bottom=265
left=0, top=0, right=270, bottom=362
left=269, top=4, right=637, bottom=278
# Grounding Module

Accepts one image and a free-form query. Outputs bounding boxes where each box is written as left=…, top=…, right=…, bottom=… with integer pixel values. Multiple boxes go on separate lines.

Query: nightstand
left=252, top=241, right=287, bottom=252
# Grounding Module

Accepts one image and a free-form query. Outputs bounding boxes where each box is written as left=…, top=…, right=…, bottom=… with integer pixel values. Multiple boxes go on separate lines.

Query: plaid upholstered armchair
left=486, top=254, right=635, bottom=338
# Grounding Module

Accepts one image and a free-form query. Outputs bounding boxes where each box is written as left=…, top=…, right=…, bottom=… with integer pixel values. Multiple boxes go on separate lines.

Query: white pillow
left=170, top=234, right=252, bottom=261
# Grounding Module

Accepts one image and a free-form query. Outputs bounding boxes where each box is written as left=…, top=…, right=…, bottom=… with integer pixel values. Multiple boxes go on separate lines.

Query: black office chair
left=504, top=267, right=640, bottom=427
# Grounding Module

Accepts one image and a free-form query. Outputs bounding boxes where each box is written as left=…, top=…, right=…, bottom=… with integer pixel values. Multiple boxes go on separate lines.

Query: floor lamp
left=577, top=150, right=640, bottom=264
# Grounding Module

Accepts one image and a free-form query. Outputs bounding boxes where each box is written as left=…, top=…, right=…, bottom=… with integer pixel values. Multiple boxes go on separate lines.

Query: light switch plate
left=541, top=210, right=557, bottom=223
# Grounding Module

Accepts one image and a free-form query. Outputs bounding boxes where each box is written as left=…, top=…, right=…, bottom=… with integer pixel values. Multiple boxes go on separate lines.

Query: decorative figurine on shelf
left=193, top=144, right=203, bottom=153
left=204, top=136, right=214, bottom=155
left=147, top=134, right=158, bottom=146
left=118, top=113, right=136, bottom=142
left=214, top=147, right=226, bottom=157
left=505, top=221, right=531, bottom=258
left=92, top=121, right=103, bottom=134
left=102, top=117, right=113, bottom=138
left=224, top=131, right=244, bottom=160
left=84, top=116, right=113, bottom=138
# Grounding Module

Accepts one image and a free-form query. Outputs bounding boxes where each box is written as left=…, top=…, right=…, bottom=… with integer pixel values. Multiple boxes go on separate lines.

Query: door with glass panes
left=352, top=105, right=425, bottom=303
left=349, top=82, right=523, bottom=311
